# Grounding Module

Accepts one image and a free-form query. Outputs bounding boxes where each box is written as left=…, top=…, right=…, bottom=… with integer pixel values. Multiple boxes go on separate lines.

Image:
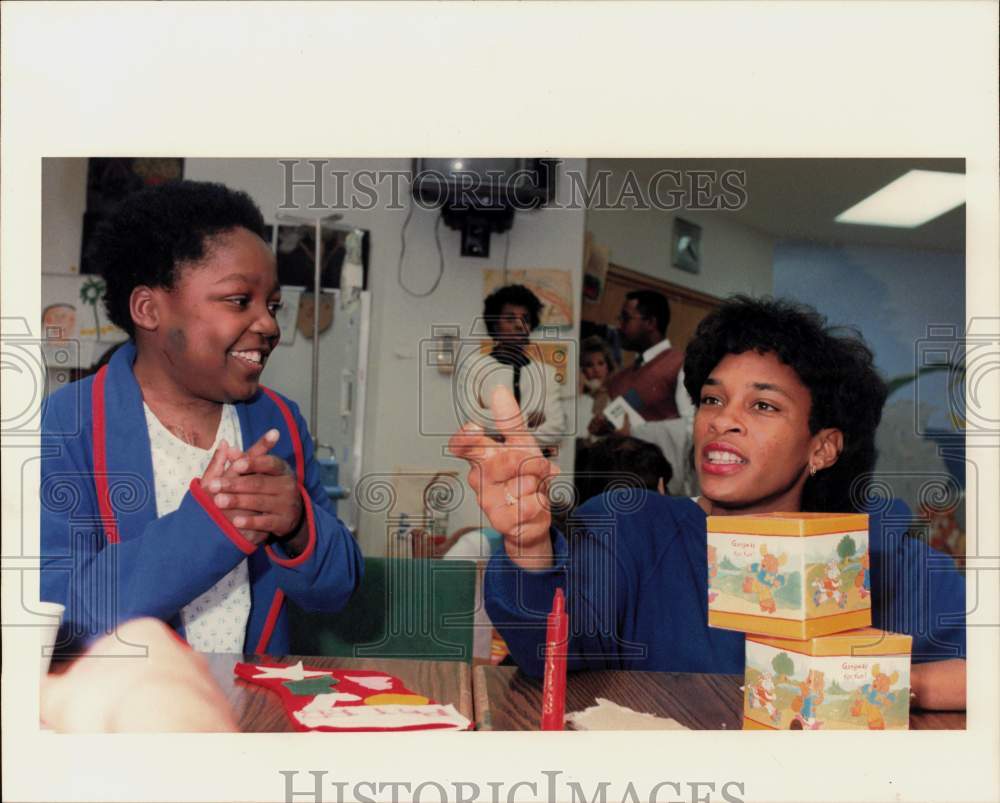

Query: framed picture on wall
left=671, top=217, right=702, bottom=274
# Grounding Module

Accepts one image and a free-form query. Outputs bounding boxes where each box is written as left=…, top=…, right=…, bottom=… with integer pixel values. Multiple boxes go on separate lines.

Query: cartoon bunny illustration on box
left=812, top=559, right=847, bottom=609
left=747, top=671, right=781, bottom=724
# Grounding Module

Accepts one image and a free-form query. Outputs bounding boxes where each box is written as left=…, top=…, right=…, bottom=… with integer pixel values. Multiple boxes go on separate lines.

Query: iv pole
left=274, top=212, right=348, bottom=447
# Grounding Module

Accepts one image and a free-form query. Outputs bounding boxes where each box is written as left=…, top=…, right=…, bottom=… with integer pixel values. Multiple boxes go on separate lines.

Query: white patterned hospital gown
left=143, top=402, right=251, bottom=652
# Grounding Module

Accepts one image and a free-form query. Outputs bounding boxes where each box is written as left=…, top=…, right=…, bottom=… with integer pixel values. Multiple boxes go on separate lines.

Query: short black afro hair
left=89, top=180, right=267, bottom=337
left=683, top=295, right=888, bottom=513
left=482, top=284, right=543, bottom=337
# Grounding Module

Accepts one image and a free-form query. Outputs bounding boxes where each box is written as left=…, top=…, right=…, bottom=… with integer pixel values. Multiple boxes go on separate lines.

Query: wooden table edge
left=455, top=661, right=474, bottom=723
left=472, top=664, right=493, bottom=731
left=472, top=665, right=964, bottom=731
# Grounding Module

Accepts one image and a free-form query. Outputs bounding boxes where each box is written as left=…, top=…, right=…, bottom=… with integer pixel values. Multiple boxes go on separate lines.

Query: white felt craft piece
left=344, top=675, right=394, bottom=690
left=293, top=692, right=364, bottom=718
left=293, top=702, right=472, bottom=731
left=308, top=692, right=363, bottom=707
left=252, top=661, right=333, bottom=681
left=565, top=698, right=690, bottom=731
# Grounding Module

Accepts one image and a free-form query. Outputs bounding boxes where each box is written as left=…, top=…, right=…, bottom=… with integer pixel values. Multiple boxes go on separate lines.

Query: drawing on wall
left=483, top=269, right=573, bottom=327
left=78, top=277, right=106, bottom=340
left=41, top=303, right=77, bottom=345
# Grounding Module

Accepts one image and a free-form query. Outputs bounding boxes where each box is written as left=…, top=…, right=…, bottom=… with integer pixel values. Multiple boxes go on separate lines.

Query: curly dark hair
left=89, top=180, right=267, bottom=337
left=683, top=296, right=887, bottom=513
left=482, top=284, right=543, bottom=337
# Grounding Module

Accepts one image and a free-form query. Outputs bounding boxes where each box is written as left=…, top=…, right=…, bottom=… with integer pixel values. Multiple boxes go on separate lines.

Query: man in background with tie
left=589, top=290, right=697, bottom=494
left=456, top=284, right=567, bottom=457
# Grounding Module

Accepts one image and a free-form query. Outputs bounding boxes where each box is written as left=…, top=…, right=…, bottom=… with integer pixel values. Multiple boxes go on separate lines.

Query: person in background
left=574, top=434, right=672, bottom=507
left=589, top=290, right=694, bottom=436
left=453, top=296, right=965, bottom=711
left=575, top=335, right=617, bottom=444
left=594, top=290, right=699, bottom=494
left=456, top=284, right=567, bottom=456
left=624, top=414, right=699, bottom=498
left=41, top=180, right=363, bottom=657
left=410, top=525, right=504, bottom=560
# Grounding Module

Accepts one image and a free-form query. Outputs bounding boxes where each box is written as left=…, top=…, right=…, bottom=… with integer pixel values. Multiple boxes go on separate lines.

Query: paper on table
left=565, top=698, right=689, bottom=731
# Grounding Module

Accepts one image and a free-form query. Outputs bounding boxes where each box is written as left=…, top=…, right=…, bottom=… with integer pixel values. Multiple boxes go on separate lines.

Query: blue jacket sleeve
left=870, top=500, right=966, bottom=662
left=484, top=500, right=639, bottom=677
left=260, top=399, right=363, bottom=614
left=41, top=400, right=257, bottom=653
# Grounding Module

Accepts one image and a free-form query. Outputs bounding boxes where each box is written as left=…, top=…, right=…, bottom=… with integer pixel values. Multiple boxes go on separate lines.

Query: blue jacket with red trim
left=40, top=341, right=363, bottom=655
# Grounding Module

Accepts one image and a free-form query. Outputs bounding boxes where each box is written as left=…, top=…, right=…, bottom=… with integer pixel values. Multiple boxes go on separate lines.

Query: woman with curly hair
left=452, top=295, right=965, bottom=710
left=455, top=283, right=567, bottom=454
left=41, top=180, right=362, bottom=656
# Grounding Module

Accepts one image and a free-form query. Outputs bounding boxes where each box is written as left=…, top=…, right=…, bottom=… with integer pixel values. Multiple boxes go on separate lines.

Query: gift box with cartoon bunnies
left=742, top=629, right=912, bottom=730
left=707, top=512, right=872, bottom=639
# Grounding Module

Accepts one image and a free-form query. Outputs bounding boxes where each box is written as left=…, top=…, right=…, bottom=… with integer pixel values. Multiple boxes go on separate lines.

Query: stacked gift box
left=707, top=513, right=912, bottom=730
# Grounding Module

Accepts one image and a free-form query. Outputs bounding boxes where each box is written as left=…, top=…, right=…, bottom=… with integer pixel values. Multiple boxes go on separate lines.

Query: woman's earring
left=809, top=464, right=818, bottom=477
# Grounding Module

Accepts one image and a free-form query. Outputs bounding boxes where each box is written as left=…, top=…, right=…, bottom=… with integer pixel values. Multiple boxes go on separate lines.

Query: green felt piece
left=283, top=676, right=337, bottom=696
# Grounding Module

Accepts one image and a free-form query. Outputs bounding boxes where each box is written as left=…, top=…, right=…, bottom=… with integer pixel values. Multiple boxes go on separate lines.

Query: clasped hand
left=448, top=386, right=558, bottom=570
left=200, top=429, right=303, bottom=547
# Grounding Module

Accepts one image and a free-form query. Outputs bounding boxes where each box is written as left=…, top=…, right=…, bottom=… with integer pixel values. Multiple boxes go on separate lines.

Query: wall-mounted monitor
left=411, top=158, right=558, bottom=210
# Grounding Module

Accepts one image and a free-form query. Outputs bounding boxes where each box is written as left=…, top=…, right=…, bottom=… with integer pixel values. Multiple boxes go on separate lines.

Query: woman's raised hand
left=448, top=385, right=558, bottom=569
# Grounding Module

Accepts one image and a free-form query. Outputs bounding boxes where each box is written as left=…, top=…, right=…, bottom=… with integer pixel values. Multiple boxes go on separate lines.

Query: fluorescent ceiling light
left=835, top=170, right=965, bottom=228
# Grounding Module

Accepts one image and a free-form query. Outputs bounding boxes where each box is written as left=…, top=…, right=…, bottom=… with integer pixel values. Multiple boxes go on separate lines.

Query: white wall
left=585, top=160, right=774, bottom=299
left=41, top=158, right=587, bottom=555
left=41, top=159, right=87, bottom=275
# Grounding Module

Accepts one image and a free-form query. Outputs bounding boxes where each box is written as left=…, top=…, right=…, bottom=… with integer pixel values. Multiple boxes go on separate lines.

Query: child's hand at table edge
left=448, top=385, right=558, bottom=571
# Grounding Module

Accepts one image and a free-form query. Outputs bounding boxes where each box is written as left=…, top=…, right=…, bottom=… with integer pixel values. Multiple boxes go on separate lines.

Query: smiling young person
left=452, top=296, right=966, bottom=710
left=41, top=180, right=363, bottom=656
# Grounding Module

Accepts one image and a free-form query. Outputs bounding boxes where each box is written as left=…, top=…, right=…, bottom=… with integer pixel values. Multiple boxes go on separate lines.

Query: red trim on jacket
left=189, top=478, right=258, bottom=556
left=91, top=366, right=121, bottom=544
left=254, top=590, right=285, bottom=655
left=260, top=386, right=305, bottom=483
left=163, top=627, right=193, bottom=651
left=265, top=485, right=317, bottom=568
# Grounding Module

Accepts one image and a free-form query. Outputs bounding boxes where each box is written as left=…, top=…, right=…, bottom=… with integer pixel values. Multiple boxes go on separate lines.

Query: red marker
left=541, top=587, right=568, bottom=730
